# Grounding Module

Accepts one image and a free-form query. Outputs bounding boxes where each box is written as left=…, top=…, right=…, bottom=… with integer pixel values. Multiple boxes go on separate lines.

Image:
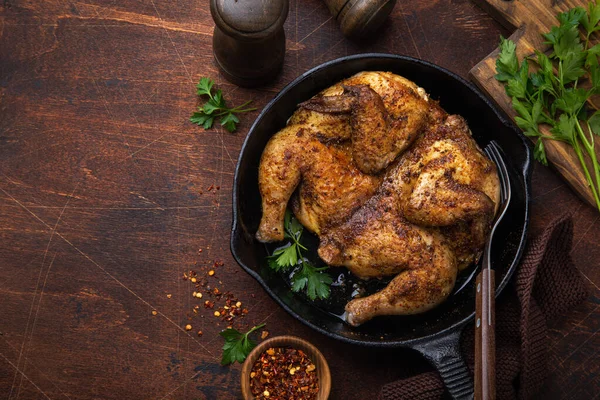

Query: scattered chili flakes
left=185, top=324, right=192, bottom=331
left=249, top=347, right=319, bottom=399
left=151, top=310, right=158, bottom=316
left=197, top=330, right=203, bottom=337
left=261, top=330, right=269, bottom=340
left=167, top=294, right=172, bottom=299
left=185, top=262, right=250, bottom=327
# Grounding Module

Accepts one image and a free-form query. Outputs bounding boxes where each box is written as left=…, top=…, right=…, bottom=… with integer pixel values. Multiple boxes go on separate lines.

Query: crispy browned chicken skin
left=256, top=71, right=499, bottom=326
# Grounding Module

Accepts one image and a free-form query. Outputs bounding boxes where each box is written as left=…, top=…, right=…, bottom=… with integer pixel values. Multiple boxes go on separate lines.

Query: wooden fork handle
left=475, top=268, right=496, bottom=400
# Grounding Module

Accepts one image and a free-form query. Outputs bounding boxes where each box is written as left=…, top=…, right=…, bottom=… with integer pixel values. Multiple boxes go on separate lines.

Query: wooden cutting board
left=469, top=0, right=600, bottom=209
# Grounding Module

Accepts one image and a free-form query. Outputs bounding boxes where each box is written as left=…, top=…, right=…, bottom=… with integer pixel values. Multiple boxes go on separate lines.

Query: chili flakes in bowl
left=249, top=347, right=319, bottom=399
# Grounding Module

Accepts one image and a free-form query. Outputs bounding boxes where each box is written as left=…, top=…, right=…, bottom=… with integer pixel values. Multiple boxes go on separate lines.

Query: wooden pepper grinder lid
left=323, top=0, right=396, bottom=38
left=210, top=0, right=289, bottom=87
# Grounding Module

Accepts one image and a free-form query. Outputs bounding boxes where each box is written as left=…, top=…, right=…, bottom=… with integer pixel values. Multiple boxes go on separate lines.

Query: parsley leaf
left=220, top=323, right=265, bottom=365
left=268, top=243, right=298, bottom=270
left=557, top=7, right=586, bottom=27
left=551, top=114, right=576, bottom=143
left=555, top=25, right=584, bottom=60
left=581, top=1, right=600, bottom=34
left=190, top=77, right=256, bottom=132
left=562, top=51, right=587, bottom=83
left=220, top=112, right=240, bottom=133
left=554, top=87, right=588, bottom=114
left=190, top=112, right=214, bottom=130
left=495, top=36, right=520, bottom=81
left=506, top=59, right=529, bottom=99
left=586, top=44, right=600, bottom=67
left=588, top=111, right=600, bottom=135
left=196, top=77, right=213, bottom=96
left=291, top=262, right=333, bottom=301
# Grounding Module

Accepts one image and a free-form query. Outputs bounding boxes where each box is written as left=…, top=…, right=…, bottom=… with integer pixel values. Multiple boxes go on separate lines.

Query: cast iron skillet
left=231, top=54, right=532, bottom=399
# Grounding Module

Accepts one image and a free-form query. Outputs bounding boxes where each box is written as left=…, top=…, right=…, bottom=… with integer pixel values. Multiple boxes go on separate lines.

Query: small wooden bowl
left=241, top=335, right=331, bottom=399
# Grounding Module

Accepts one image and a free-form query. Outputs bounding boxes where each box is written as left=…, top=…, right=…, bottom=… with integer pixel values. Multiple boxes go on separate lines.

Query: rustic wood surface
left=0, top=0, right=598, bottom=399
left=470, top=0, right=600, bottom=209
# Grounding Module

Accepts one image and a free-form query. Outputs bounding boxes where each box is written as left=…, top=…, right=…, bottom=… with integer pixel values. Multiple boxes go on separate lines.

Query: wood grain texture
left=470, top=0, right=600, bottom=209
left=0, top=0, right=598, bottom=399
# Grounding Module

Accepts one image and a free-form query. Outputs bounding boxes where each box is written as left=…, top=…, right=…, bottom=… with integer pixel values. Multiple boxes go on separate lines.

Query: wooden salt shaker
left=210, top=0, right=289, bottom=87
left=323, top=0, right=397, bottom=38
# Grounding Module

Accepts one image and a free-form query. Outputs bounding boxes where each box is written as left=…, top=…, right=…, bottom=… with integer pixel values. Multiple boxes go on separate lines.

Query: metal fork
left=475, top=141, right=511, bottom=400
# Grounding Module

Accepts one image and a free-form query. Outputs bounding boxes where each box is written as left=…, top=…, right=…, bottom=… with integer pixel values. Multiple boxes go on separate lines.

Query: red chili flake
left=249, top=347, right=318, bottom=399
left=204, top=300, right=215, bottom=309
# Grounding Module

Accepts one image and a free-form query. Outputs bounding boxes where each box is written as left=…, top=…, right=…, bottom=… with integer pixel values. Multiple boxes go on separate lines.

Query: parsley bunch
left=219, top=323, right=265, bottom=365
left=267, top=211, right=333, bottom=301
left=190, top=77, right=255, bottom=132
left=495, top=1, right=600, bottom=211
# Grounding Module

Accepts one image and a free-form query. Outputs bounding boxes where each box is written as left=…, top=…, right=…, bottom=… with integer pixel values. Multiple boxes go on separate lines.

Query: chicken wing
left=300, top=72, right=429, bottom=174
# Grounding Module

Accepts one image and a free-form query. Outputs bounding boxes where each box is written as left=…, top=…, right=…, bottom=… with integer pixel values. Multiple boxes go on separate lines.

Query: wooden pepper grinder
left=210, top=0, right=289, bottom=87
left=323, top=0, right=396, bottom=38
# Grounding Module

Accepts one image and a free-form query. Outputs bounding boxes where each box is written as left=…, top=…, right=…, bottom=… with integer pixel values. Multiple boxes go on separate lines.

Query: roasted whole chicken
left=256, top=71, right=500, bottom=326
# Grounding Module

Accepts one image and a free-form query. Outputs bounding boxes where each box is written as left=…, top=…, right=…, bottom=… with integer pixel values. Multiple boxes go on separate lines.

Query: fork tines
left=484, top=141, right=511, bottom=206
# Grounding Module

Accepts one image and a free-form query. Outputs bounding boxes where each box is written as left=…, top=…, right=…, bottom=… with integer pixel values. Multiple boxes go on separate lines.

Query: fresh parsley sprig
left=291, top=263, right=333, bottom=301
left=495, top=1, right=600, bottom=211
left=190, top=77, right=256, bottom=132
left=267, top=210, right=333, bottom=301
left=219, top=323, right=265, bottom=365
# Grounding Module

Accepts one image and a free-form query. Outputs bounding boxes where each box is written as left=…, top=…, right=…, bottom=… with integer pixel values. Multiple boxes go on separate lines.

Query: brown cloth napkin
left=379, top=213, right=589, bottom=400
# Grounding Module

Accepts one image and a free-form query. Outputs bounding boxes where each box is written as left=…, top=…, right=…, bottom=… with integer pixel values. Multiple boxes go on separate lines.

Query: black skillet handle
left=412, top=328, right=474, bottom=400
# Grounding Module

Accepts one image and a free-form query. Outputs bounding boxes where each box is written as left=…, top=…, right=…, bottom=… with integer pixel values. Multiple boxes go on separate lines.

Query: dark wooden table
left=1, top=1, right=599, bottom=399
